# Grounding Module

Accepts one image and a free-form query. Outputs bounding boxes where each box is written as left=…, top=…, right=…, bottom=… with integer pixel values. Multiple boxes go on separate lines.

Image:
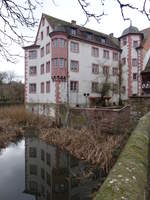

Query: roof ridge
left=43, top=13, right=118, bottom=40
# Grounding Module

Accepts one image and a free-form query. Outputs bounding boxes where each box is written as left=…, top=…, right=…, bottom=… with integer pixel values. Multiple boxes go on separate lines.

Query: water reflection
left=24, top=136, right=106, bottom=200
left=0, top=135, right=106, bottom=200
left=0, top=140, right=34, bottom=200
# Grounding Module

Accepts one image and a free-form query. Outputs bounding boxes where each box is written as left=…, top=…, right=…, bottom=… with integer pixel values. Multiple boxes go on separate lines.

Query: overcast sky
left=1, top=0, right=150, bottom=82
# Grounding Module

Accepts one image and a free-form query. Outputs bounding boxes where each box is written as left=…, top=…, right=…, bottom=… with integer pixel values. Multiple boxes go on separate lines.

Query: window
left=59, top=58, right=64, bottom=67
left=29, top=66, right=37, bottom=76
left=70, top=41, right=79, bottom=53
left=41, top=185, right=45, bottom=195
left=54, top=183, right=68, bottom=193
left=53, top=39, right=58, bottom=48
left=133, top=73, right=137, bottom=80
left=122, top=37, right=127, bottom=46
left=47, top=191, right=51, bottom=200
left=92, top=64, right=99, bottom=74
left=133, top=40, right=138, bottom=48
left=122, top=57, right=126, bottom=65
left=46, top=172, right=51, bottom=186
left=112, top=84, right=118, bottom=94
left=53, top=58, right=58, bottom=67
left=92, top=47, right=99, bottom=57
left=41, top=31, right=43, bottom=40
left=30, top=181, right=38, bottom=193
left=59, top=39, right=64, bottom=48
left=46, top=153, right=51, bottom=166
left=132, top=58, right=137, bottom=66
left=103, top=50, right=109, bottom=59
left=46, top=81, right=50, bottom=93
left=41, top=149, right=45, bottom=161
left=40, top=64, right=44, bottom=74
left=46, top=26, right=49, bottom=35
left=70, top=81, right=79, bottom=92
left=29, top=50, right=37, bottom=59
left=41, top=47, right=44, bottom=57
left=92, top=82, right=99, bottom=93
left=30, top=164, right=37, bottom=175
left=29, top=147, right=37, bottom=157
left=113, top=52, right=118, bottom=61
left=103, top=66, right=109, bottom=76
left=101, top=37, right=106, bottom=44
left=85, top=32, right=92, bottom=40
left=29, top=83, right=36, bottom=93
left=112, top=67, right=118, bottom=76
left=41, top=82, right=44, bottom=93
left=41, top=168, right=45, bottom=180
left=46, top=61, right=50, bottom=73
left=71, top=28, right=77, bottom=36
left=70, top=60, right=79, bottom=72
left=46, top=43, right=50, bottom=54
left=121, top=86, right=126, bottom=94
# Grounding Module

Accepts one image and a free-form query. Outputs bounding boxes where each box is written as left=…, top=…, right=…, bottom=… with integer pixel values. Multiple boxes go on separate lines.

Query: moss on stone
left=94, top=113, right=150, bottom=200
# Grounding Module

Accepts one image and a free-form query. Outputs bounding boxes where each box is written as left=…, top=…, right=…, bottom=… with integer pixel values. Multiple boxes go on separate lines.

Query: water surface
left=0, top=136, right=105, bottom=200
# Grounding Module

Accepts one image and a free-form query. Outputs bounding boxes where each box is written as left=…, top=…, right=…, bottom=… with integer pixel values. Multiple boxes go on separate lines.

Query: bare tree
left=0, top=72, right=7, bottom=84
left=0, top=0, right=43, bottom=62
left=6, top=71, right=16, bottom=84
left=77, top=0, right=150, bottom=24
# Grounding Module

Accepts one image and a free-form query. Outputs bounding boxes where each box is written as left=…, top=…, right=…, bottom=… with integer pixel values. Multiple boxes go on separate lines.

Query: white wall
left=68, top=40, right=120, bottom=105
left=26, top=18, right=56, bottom=104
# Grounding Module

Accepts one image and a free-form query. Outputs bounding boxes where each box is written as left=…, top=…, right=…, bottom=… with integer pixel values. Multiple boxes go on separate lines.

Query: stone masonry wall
left=129, top=96, right=150, bottom=122
left=68, top=106, right=130, bottom=134
left=93, top=112, right=150, bottom=200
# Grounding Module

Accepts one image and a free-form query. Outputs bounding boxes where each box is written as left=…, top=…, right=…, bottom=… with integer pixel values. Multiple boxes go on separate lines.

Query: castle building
left=23, top=13, right=150, bottom=116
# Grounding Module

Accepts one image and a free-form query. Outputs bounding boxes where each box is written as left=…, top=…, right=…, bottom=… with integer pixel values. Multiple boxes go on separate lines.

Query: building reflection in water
left=24, top=136, right=106, bottom=200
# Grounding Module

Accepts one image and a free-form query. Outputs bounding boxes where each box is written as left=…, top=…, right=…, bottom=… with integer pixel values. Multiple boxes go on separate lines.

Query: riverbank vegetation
left=0, top=105, right=129, bottom=170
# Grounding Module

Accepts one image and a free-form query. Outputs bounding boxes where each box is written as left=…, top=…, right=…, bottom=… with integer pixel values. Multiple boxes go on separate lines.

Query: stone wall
left=93, top=112, right=150, bottom=200
left=129, top=96, right=150, bottom=122
left=67, top=106, right=130, bottom=134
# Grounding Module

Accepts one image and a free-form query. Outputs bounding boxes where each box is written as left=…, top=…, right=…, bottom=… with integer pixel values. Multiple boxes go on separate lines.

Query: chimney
left=109, top=33, right=114, bottom=37
left=71, top=20, right=76, bottom=26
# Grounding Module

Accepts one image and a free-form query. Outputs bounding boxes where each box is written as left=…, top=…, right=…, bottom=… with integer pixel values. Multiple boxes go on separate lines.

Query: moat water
left=0, top=136, right=106, bottom=200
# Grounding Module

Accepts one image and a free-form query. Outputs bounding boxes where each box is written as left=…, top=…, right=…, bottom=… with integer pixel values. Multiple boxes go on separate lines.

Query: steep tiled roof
left=140, top=27, right=150, bottom=45
left=44, top=14, right=120, bottom=51
left=121, top=26, right=139, bottom=37
left=142, top=57, right=150, bottom=73
left=22, top=44, right=40, bottom=50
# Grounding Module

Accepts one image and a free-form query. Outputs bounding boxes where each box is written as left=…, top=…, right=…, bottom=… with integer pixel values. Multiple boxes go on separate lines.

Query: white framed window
left=29, top=50, right=37, bottom=59
left=70, top=60, right=79, bottom=72
left=70, top=81, right=79, bottom=92
left=70, top=42, right=79, bottom=53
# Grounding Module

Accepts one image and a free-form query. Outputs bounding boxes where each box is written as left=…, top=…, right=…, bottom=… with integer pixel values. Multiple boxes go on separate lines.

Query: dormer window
left=71, top=28, right=77, bottom=36
left=85, top=32, right=92, bottom=40
left=101, top=37, right=106, bottom=44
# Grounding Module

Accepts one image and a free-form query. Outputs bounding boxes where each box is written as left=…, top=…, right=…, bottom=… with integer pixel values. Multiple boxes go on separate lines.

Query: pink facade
left=51, top=34, right=68, bottom=80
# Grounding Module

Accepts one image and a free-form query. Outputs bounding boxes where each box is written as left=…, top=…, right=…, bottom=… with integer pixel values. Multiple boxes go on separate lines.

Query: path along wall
left=93, top=112, right=150, bottom=200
